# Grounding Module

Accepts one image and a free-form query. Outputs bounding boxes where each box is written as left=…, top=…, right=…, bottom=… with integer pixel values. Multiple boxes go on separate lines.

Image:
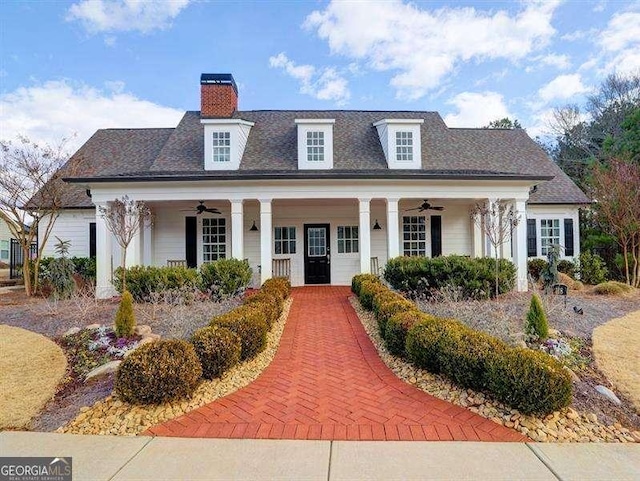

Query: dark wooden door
left=304, top=224, right=330, bottom=284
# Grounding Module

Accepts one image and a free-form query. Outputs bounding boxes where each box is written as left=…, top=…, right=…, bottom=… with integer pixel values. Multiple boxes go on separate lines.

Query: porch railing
left=272, top=258, right=291, bottom=280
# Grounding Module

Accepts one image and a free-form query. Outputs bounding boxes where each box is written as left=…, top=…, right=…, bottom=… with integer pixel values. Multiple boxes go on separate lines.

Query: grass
left=593, top=281, right=634, bottom=296
left=592, top=310, right=640, bottom=412
left=0, top=325, right=67, bottom=429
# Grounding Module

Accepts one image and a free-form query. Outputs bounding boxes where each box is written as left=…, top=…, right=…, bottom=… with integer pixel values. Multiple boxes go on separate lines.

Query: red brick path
left=146, top=286, right=526, bottom=441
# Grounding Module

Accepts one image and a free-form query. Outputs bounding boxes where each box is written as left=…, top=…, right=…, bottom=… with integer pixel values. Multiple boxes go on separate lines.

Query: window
left=396, top=131, right=413, bottom=162
left=402, top=216, right=426, bottom=256
left=306, top=131, right=325, bottom=162
left=0, top=240, right=8, bottom=260
left=212, top=131, right=231, bottom=162
left=337, top=226, right=359, bottom=253
left=307, top=227, right=327, bottom=256
left=274, top=227, right=296, bottom=254
left=540, top=219, right=560, bottom=256
left=202, top=218, right=226, bottom=262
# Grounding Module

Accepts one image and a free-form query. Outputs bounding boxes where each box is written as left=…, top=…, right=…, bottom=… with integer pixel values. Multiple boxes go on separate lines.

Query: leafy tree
left=603, top=107, right=640, bottom=163
left=484, top=117, right=523, bottom=129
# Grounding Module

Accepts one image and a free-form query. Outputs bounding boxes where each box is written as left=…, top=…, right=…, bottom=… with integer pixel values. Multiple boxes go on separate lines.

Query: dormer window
left=396, top=131, right=413, bottom=162
left=295, top=119, right=334, bottom=170
left=212, top=132, right=231, bottom=162
left=201, top=119, right=254, bottom=170
left=373, top=119, right=423, bottom=169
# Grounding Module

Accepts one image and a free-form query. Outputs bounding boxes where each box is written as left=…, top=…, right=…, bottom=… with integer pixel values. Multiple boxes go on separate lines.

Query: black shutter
left=564, top=219, right=574, bottom=257
left=527, top=219, right=537, bottom=257
left=430, top=215, right=442, bottom=257
left=185, top=217, right=197, bottom=268
left=89, top=222, right=96, bottom=258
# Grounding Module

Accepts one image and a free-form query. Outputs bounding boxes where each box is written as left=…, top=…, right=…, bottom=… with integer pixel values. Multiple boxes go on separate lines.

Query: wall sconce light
left=249, top=220, right=259, bottom=232
left=373, top=219, right=382, bottom=230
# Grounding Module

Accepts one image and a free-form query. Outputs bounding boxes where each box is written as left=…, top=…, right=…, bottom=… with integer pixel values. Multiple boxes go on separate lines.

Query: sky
left=1, top=0, right=639, bottom=152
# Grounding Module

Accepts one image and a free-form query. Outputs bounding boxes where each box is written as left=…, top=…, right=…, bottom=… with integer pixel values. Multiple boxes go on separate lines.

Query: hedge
left=113, top=266, right=200, bottom=301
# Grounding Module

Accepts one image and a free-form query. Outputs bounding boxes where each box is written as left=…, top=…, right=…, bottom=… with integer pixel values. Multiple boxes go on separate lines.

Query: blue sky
left=1, top=0, right=639, bottom=151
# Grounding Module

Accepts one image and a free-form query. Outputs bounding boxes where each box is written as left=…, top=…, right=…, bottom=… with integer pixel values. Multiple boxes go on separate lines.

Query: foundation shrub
left=191, top=326, right=241, bottom=380
left=376, top=298, right=417, bottom=338
left=593, top=281, right=633, bottom=295
left=557, top=260, right=576, bottom=277
left=200, top=259, right=252, bottom=298
left=351, top=273, right=381, bottom=296
left=115, top=339, right=202, bottom=404
left=385, top=310, right=433, bottom=356
left=261, top=277, right=291, bottom=299
left=244, top=293, right=280, bottom=327
left=359, top=280, right=388, bottom=310
left=527, top=259, right=548, bottom=281
left=113, top=266, right=199, bottom=302
left=210, top=305, right=269, bottom=360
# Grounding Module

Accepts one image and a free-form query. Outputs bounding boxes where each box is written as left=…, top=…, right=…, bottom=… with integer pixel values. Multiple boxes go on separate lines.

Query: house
left=0, top=218, right=12, bottom=265
left=41, top=73, right=588, bottom=298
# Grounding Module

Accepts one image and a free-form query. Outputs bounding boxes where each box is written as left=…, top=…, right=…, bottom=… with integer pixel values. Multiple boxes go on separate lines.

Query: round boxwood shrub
left=385, top=310, right=432, bottom=356
left=376, top=298, right=417, bottom=339
left=244, top=294, right=280, bottom=327
left=527, top=259, right=548, bottom=281
left=115, top=339, right=202, bottom=405
left=351, top=274, right=380, bottom=296
left=359, top=280, right=387, bottom=310
left=262, top=277, right=291, bottom=298
left=192, top=326, right=241, bottom=380
left=405, top=317, right=463, bottom=374
left=211, top=305, right=269, bottom=360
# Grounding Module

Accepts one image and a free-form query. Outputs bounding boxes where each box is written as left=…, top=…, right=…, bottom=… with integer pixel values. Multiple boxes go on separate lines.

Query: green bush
left=406, top=317, right=464, bottom=374
left=525, top=293, right=549, bottom=340
left=359, top=280, right=388, bottom=310
left=115, top=340, right=202, bottom=404
left=527, top=259, right=547, bottom=281
left=384, top=255, right=516, bottom=299
left=244, top=294, right=280, bottom=327
left=71, top=257, right=96, bottom=282
left=45, top=256, right=76, bottom=299
left=115, top=290, right=136, bottom=337
left=262, top=277, right=291, bottom=299
left=578, top=251, right=608, bottom=285
left=200, top=259, right=252, bottom=298
left=113, top=266, right=200, bottom=301
left=191, top=326, right=242, bottom=379
left=351, top=273, right=381, bottom=296
left=385, top=310, right=431, bottom=356
left=557, top=260, right=576, bottom=278
left=593, top=281, right=633, bottom=295
left=210, top=305, right=269, bottom=360
left=375, top=298, right=416, bottom=338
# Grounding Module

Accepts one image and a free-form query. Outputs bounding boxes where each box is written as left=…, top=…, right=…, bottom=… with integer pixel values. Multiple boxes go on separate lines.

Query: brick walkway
left=146, top=286, right=526, bottom=441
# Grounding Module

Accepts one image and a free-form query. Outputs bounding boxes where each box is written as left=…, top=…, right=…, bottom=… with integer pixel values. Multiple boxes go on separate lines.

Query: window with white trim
left=396, top=131, right=413, bottom=162
left=0, top=240, right=8, bottom=260
left=202, top=218, right=226, bottom=262
left=540, top=219, right=560, bottom=256
left=306, top=131, right=325, bottom=162
left=212, top=132, right=231, bottom=162
left=274, top=227, right=296, bottom=254
left=337, top=226, right=359, bottom=253
left=402, top=216, right=426, bottom=256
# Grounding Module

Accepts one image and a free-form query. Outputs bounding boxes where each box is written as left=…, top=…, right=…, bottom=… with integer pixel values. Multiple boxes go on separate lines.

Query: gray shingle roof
left=62, top=110, right=589, bottom=205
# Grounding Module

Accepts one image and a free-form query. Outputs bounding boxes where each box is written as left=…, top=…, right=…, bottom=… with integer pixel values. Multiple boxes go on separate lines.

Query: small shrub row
left=353, top=276, right=573, bottom=415
left=115, top=277, right=291, bottom=404
left=384, top=255, right=516, bottom=299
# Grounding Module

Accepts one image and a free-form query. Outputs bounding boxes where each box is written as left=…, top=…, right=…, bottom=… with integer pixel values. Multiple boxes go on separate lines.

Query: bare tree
left=470, top=199, right=521, bottom=298
left=0, top=135, right=71, bottom=295
left=99, top=196, right=152, bottom=292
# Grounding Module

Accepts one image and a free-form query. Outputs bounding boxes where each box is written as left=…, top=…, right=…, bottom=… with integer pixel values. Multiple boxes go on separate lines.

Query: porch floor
left=145, top=286, right=526, bottom=441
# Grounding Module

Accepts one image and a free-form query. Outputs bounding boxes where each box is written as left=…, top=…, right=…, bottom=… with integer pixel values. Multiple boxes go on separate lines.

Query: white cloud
left=66, top=0, right=192, bottom=34
left=443, top=91, right=511, bottom=128
left=304, top=0, right=560, bottom=100
left=599, top=11, right=640, bottom=75
left=537, top=74, right=589, bottom=104
left=538, top=54, right=571, bottom=69
left=269, top=53, right=350, bottom=105
left=0, top=80, right=184, bottom=151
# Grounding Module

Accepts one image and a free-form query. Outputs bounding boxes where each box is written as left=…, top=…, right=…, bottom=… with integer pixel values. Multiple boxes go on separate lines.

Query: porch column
left=386, top=198, right=400, bottom=259
left=95, top=202, right=116, bottom=299
left=512, top=199, right=528, bottom=292
left=125, top=222, right=141, bottom=267
left=259, top=199, right=272, bottom=284
left=142, top=217, right=152, bottom=266
left=472, top=200, right=485, bottom=258
left=485, top=198, right=497, bottom=257
left=231, top=199, right=244, bottom=260
left=359, top=198, right=371, bottom=274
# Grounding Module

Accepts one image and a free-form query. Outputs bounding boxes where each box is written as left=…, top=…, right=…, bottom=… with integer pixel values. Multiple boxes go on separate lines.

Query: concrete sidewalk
left=1, top=432, right=638, bottom=481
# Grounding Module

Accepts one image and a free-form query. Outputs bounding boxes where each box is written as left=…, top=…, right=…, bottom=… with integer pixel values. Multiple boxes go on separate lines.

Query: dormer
left=201, top=119, right=254, bottom=171
left=373, top=119, right=424, bottom=169
left=295, top=119, right=335, bottom=170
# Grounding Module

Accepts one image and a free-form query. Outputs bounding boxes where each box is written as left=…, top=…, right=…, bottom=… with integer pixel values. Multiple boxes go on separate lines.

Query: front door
left=304, top=224, right=331, bottom=284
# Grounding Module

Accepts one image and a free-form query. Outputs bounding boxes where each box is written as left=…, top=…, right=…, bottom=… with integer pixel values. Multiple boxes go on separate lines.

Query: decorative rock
left=135, top=324, right=152, bottom=336
left=594, top=385, right=622, bottom=406
left=85, top=360, right=122, bottom=381
left=64, top=327, right=81, bottom=336
left=86, top=323, right=101, bottom=330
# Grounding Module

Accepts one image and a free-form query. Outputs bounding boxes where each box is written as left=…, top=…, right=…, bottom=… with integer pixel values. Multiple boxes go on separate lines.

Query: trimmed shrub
left=113, top=266, right=200, bottom=301
left=525, top=293, right=549, bottom=340
left=210, top=305, right=269, bottom=360
left=578, top=251, right=608, bottom=285
left=115, top=340, right=202, bottom=404
left=359, top=280, right=388, bottom=310
left=406, top=317, right=464, bottom=374
left=486, top=348, right=573, bottom=415
left=593, top=281, right=633, bottom=295
left=114, top=290, right=136, bottom=337
left=200, top=259, right=252, bottom=298
left=376, top=298, right=416, bottom=338
left=527, top=259, right=548, bottom=281
left=385, top=310, right=431, bottom=356
left=557, top=260, right=576, bottom=277
left=351, top=273, right=381, bottom=296
left=262, top=277, right=291, bottom=299
left=191, top=326, right=241, bottom=379
left=244, top=293, right=280, bottom=327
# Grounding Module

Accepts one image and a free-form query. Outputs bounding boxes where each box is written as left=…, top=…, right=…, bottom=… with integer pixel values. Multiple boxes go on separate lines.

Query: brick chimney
left=200, top=73, right=238, bottom=118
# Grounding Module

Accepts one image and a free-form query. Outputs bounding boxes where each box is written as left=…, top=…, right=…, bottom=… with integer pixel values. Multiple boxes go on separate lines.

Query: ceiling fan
left=405, top=199, right=445, bottom=212
left=180, top=201, right=221, bottom=215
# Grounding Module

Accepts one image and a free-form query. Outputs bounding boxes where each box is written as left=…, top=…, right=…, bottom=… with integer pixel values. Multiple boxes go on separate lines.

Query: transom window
left=202, top=218, right=226, bottom=262
left=212, top=132, right=231, bottom=162
left=540, top=219, right=560, bottom=256
left=402, top=216, right=426, bottom=256
left=337, top=226, right=359, bottom=253
left=306, top=131, right=325, bottom=162
left=307, top=227, right=327, bottom=256
left=396, top=131, right=413, bottom=162
left=274, top=227, right=296, bottom=254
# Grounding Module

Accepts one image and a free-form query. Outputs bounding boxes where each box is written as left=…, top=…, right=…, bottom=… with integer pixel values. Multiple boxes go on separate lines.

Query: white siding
left=526, top=204, right=580, bottom=260
left=39, top=210, right=95, bottom=257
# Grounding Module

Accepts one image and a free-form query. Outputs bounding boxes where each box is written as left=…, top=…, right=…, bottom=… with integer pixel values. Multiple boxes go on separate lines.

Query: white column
left=142, top=217, right=152, bottom=266
left=259, top=199, right=272, bottom=284
left=386, top=198, right=400, bottom=259
left=513, top=199, right=528, bottom=292
left=472, top=216, right=484, bottom=258
left=485, top=198, right=497, bottom=257
left=95, top=203, right=116, bottom=299
left=125, top=225, right=141, bottom=267
left=231, top=199, right=244, bottom=260
left=359, top=198, right=371, bottom=274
